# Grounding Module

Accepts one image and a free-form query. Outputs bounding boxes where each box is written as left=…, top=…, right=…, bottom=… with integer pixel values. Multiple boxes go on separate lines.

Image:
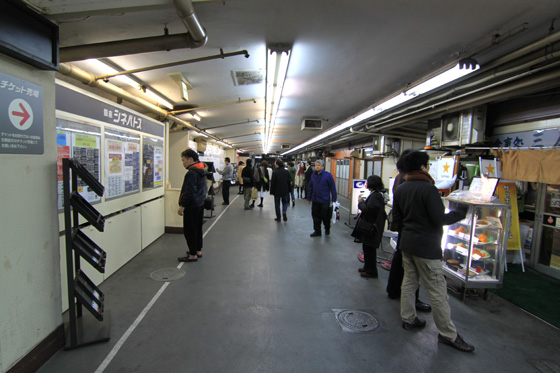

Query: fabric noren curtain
left=492, top=149, right=560, bottom=184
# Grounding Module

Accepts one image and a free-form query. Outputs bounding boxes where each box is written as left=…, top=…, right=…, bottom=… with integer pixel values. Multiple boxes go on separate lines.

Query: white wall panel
left=103, top=207, right=142, bottom=278
left=141, top=198, right=165, bottom=249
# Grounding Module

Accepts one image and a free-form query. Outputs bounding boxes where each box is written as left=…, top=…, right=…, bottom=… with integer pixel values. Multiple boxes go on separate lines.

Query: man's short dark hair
left=397, top=149, right=415, bottom=172
left=288, top=161, right=294, bottom=167
left=246, top=159, right=252, bottom=167
left=225, top=157, right=230, bottom=163
left=275, top=158, right=285, bottom=168
left=181, top=148, right=199, bottom=161
left=403, top=151, right=430, bottom=173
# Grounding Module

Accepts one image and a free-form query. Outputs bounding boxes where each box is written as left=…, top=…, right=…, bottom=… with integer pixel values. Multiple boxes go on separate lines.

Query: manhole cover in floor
left=334, top=309, right=379, bottom=333
left=150, top=268, right=185, bottom=282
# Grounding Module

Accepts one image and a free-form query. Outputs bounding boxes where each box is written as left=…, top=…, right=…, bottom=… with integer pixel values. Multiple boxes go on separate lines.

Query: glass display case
left=442, top=197, right=511, bottom=300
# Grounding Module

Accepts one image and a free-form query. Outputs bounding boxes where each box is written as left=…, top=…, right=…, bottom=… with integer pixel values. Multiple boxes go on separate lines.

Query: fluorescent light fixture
left=191, top=113, right=202, bottom=121
left=283, top=61, right=479, bottom=155
left=144, top=88, right=174, bottom=110
left=86, top=59, right=174, bottom=110
left=196, top=132, right=208, bottom=138
left=85, top=59, right=139, bottom=89
left=264, top=46, right=291, bottom=153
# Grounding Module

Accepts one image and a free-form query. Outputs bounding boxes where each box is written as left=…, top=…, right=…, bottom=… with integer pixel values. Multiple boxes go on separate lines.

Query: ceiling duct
left=59, top=0, right=207, bottom=62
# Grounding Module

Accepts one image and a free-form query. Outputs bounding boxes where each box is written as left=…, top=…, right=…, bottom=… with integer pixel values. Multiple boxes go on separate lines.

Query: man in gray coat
left=216, top=157, right=234, bottom=205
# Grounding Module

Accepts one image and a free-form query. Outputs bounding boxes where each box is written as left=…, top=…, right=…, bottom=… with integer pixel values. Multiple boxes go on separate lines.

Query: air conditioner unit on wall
left=441, top=105, right=487, bottom=146
left=301, top=118, right=323, bottom=130
left=350, top=148, right=364, bottom=158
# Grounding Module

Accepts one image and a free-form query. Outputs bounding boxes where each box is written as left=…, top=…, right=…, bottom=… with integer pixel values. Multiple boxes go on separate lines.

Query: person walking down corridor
left=307, top=159, right=337, bottom=237
left=392, top=150, right=474, bottom=353
left=271, top=158, right=292, bottom=222
left=253, top=160, right=270, bottom=208
left=295, top=163, right=305, bottom=198
left=177, top=149, right=206, bottom=262
left=236, top=161, right=245, bottom=194
left=288, top=161, right=297, bottom=207
left=304, top=160, right=313, bottom=200
left=241, top=159, right=255, bottom=210
left=216, top=157, right=233, bottom=205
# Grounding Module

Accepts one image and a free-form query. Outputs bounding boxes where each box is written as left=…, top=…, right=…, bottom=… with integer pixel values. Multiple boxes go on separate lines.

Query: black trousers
left=222, top=180, right=231, bottom=204
left=183, top=206, right=204, bottom=256
left=311, top=202, right=331, bottom=233
left=362, top=243, right=378, bottom=275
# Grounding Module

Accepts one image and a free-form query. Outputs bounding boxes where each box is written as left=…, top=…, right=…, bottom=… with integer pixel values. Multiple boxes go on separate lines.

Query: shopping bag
left=251, top=187, right=258, bottom=200
left=331, top=201, right=340, bottom=225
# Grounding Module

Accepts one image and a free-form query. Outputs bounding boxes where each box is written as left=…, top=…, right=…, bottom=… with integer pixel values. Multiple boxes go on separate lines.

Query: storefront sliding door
left=532, top=183, right=560, bottom=279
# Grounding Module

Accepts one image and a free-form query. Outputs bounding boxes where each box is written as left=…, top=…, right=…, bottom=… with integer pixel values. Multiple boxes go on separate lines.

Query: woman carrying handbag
left=352, top=175, right=386, bottom=278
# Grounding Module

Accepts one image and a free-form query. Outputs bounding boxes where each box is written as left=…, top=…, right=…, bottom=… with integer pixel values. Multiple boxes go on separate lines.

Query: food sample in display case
left=442, top=198, right=511, bottom=294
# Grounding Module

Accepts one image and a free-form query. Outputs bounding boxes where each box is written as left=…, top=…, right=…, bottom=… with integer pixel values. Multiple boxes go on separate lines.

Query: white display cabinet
left=442, top=197, right=511, bottom=301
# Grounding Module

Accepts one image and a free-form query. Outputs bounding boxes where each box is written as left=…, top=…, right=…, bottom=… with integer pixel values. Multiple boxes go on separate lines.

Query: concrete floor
left=39, top=193, right=560, bottom=373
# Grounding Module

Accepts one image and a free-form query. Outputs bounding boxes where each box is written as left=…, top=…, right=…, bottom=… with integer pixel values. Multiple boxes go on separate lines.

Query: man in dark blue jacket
left=307, top=159, right=337, bottom=237
left=177, top=149, right=206, bottom=262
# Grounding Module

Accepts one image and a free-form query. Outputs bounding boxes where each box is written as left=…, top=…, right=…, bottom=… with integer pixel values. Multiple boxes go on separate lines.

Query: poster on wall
left=56, top=120, right=101, bottom=210
left=496, top=181, right=521, bottom=251
left=105, top=130, right=141, bottom=199
left=143, top=136, right=164, bottom=190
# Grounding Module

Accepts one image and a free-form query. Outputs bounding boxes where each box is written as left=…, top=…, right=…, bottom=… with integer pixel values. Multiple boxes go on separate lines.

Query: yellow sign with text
left=496, top=182, right=521, bottom=250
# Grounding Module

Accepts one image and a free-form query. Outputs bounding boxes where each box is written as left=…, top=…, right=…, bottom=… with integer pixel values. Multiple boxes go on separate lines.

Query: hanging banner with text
left=496, top=181, right=521, bottom=251
left=0, top=72, right=44, bottom=154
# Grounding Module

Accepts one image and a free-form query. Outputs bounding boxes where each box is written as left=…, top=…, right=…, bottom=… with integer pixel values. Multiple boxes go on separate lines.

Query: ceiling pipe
left=57, top=62, right=232, bottom=145
left=59, top=0, right=207, bottom=62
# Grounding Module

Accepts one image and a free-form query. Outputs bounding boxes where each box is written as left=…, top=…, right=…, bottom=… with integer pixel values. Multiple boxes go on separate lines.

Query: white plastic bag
left=331, top=201, right=340, bottom=225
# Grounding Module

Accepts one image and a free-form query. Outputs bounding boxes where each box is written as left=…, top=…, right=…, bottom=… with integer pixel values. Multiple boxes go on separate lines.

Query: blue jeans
left=274, top=194, right=290, bottom=219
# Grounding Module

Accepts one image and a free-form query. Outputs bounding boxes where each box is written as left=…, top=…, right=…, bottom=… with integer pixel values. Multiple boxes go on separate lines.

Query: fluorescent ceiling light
left=191, top=113, right=202, bottom=121
left=283, top=62, right=479, bottom=155
left=264, top=47, right=291, bottom=153
left=85, top=59, right=139, bottom=89
left=197, top=132, right=208, bottom=138
left=144, top=88, right=174, bottom=110
left=86, top=59, right=174, bottom=110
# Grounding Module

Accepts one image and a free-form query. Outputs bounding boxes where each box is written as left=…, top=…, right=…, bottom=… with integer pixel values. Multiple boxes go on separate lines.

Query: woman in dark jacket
left=241, top=159, right=255, bottom=210
left=270, top=158, right=292, bottom=222
left=356, top=175, right=386, bottom=278
left=253, top=160, right=270, bottom=208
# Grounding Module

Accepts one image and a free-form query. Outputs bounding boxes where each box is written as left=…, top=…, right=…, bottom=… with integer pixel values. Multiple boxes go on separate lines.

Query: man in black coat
left=177, top=149, right=206, bottom=262
left=270, top=158, right=292, bottom=222
left=393, top=150, right=474, bottom=353
left=303, top=160, right=313, bottom=199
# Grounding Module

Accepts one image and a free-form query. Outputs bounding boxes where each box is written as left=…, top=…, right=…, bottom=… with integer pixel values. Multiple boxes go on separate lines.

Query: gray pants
left=401, top=252, right=457, bottom=341
left=244, top=187, right=252, bottom=208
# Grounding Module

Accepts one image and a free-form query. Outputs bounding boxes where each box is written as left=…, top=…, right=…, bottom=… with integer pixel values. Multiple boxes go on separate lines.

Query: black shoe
left=360, top=272, right=378, bottom=278
left=325, top=228, right=330, bottom=235
left=257, top=204, right=263, bottom=208
left=250, top=203, right=255, bottom=208
left=283, top=214, right=287, bottom=221
left=178, top=256, right=197, bottom=262
left=358, top=268, right=366, bottom=273
left=292, top=201, right=295, bottom=207
left=222, top=202, right=229, bottom=205
left=416, top=300, right=432, bottom=313
left=387, top=293, right=400, bottom=300
left=438, top=334, right=475, bottom=352
left=402, top=317, right=426, bottom=330
left=310, top=231, right=321, bottom=237
left=274, top=218, right=281, bottom=222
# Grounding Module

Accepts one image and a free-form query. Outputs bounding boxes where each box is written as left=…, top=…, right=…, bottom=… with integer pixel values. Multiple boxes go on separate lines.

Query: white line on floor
left=95, top=194, right=237, bottom=372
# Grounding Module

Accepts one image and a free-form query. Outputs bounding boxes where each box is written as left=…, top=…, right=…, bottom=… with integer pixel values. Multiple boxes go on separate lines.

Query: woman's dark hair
left=275, top=158, right=285, bottom=168
left=261, top=160, right=268, bottom=167
left=181, top=148, right=199, bottom=161
left=396, top=149, right=415, bottom=172
left=288, top=161, right=294, bottom=167
left=239, top=161, right=244, bottom=166
left=245, top=159, right=252, bottom=167
left=403, top=151, right=430, bottom=173
left=366, top=175, right=384, bottom=191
